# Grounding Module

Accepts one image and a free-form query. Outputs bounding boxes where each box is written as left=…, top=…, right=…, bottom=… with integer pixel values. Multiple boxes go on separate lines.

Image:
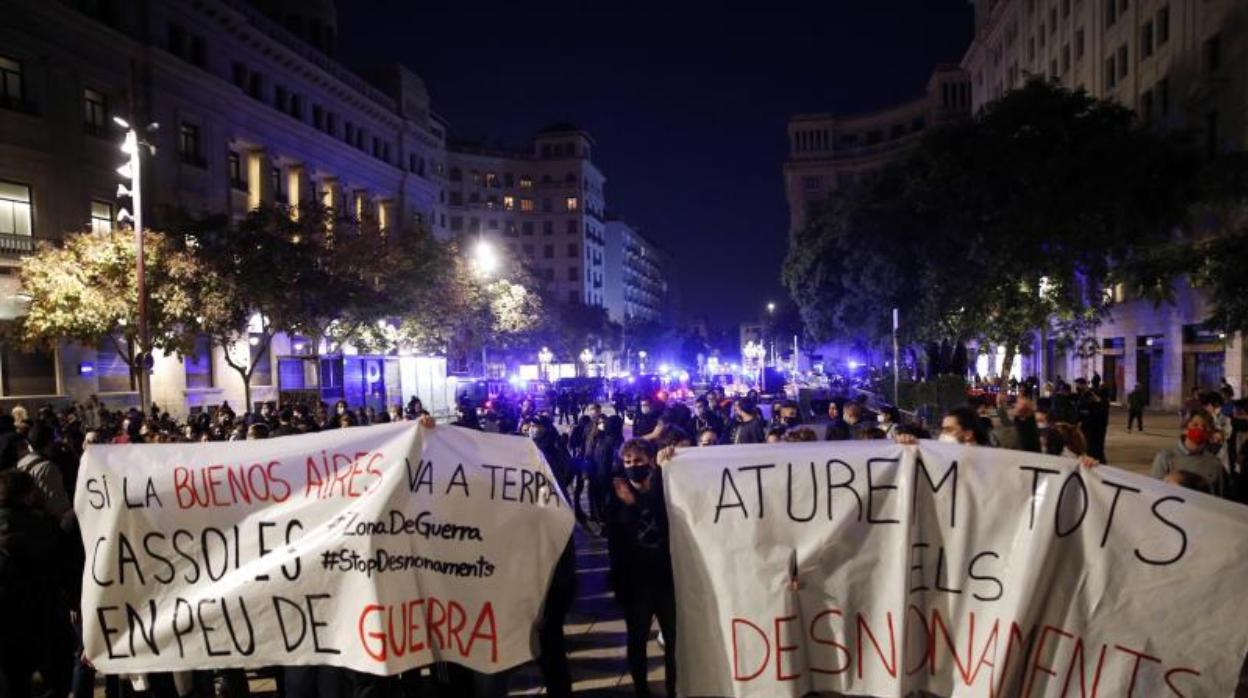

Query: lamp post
left=472, top=239, right=499, bottom=376
left=579, top=348, right=593, bottom=377
left=766, top=302, right=776, bottom=367
left=744, top=340, right=765, bottom=389
left=538, top=346, right=553, bottom=382
left=115, top=116, right=158, bottom=411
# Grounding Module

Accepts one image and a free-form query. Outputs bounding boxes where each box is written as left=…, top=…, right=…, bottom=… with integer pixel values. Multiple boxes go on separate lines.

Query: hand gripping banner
left=664, top=441, right=1248, bottom=697
left=76, top=422, right=574, bottom=676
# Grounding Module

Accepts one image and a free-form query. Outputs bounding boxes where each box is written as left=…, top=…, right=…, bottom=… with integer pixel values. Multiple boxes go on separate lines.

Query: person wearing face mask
left=777, top=400, right=803, bottom=429
left=605, top=439, right=677, bottom=698
left=1152, top=412, right=1229, bottom=497
left=632, top=397, right=663, bottom=440
left=875, top=406, right=899, bottom=440
left=938, top=406, right=987, bottom=445
left=692, top=397, right=725, bottom=442
left=732, top=397, right=767, bottom=444
left=588, top=415, right=625, bottom=524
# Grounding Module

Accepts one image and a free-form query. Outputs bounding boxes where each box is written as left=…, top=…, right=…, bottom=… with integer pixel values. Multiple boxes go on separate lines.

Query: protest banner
left=75, top=422, right=574, bottom=676
left=664, top=441, right=1248, bottom=697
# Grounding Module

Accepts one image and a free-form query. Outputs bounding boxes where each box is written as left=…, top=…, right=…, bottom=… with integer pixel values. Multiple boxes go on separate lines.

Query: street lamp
left=579, top=348, right=593, bottom=377
left=765, top=302, right=777, bottom=367
left=638, top=350, right=647, bottom=374
left=115, top=116, right=158, bottom=411
left=470, top=239, right=500, bottom=375
left=744, top=340, right=765, bottom=389
left=473, top=239, right=500, bottom=278
left=538, top=346, right=554, bottom=382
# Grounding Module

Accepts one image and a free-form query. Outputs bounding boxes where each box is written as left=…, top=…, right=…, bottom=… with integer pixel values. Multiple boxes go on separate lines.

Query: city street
left=142, top=405, right=1182, bottom=698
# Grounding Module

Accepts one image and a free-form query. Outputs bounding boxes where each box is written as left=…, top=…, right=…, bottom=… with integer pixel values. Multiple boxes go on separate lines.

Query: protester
left=0, top=469, right=74, bottom=698
left=604, top=439, right=677, bottom=698
left=1152, top=412, right=1230, bottom=497
left=824, top=401, right=851, bottom=441
left=730, top=397, right=766, bottom=444
left=1127, top=383, right=1147, bottom=432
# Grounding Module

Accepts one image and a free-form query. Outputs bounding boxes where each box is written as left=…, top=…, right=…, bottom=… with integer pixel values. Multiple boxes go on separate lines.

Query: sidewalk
left=1104, top=405, right=1180, bottom=475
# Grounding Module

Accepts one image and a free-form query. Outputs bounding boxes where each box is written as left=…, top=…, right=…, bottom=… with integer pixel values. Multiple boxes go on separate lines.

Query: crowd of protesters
left=2, top=369, right=1244, bottom=698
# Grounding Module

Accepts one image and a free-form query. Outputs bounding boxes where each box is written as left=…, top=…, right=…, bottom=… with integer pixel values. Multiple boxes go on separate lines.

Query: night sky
left=337, top=1, right=974, bottom=329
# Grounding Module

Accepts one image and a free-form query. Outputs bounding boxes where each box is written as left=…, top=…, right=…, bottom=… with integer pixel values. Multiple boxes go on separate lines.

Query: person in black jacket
left=587, top=415, right=624, bottom=525
left=730, top=397, right=767, bottom=445
left=0, top=469, right=74, bottom=698
left=631, top=397, right=663, bottom=439
left=692, top=397, right=724, bottom=442
left=605, top=439, right=676, bottom=697
left=824, top=401, right=851, bottom=441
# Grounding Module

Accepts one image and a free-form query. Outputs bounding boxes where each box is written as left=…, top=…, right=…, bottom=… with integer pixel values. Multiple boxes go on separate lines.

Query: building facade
left=603, top=218, right=668, bottom=325
left=445, top=125, right=609, bottom=308
left=783, top=65, right=973, bottom=234
left=0, top=0, right=450, bottom=412
left=963, top=0, right=1248, bottom=406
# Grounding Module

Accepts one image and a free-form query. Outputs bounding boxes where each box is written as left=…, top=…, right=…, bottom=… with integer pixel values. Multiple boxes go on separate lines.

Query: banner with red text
left=665, top=441, right=1248, bottom=697
left=76, top=422, right=574, bottom=676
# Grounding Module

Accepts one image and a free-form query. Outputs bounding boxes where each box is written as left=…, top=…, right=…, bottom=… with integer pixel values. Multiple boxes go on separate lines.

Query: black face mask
left=626, top=465, right=652, bottom=483
left=783, top=416, right=800, bottom=427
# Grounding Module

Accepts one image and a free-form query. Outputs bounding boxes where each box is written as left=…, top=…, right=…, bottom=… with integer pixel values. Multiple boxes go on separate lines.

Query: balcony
left=0, top=234, right=36, bottom=256
left=0, top=95, right=38, bottom=117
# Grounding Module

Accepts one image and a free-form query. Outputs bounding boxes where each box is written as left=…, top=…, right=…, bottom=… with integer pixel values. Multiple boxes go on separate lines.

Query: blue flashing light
left=847, top=359, right=860, bottom=370
left=78, top=362, right=95, bottom=376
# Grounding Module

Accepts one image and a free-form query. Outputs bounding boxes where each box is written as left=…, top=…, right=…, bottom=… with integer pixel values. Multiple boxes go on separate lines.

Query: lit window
left=485, top=172, right=498, bottom=187
left=0, top=56, right=23, bottom=106
left=520, top=198, right=535, bottom=212
left=90, top=200, right=112, bottom=234
left=84, top=88, right=107, bottom=135
left=519, top=175, right=533, bottom=189
left=0, top=181, right=32, bottom=236
left=503, top=195, right=515, bottom=211
left=565, top=196, right=579, bottom=212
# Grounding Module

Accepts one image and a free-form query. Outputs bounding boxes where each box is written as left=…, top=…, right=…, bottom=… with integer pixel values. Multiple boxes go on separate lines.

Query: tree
left=17, top=229, right=205, bottom=388
left=390, top=240, right=544, bottom=367
left=176, top=204, right=452, bottom=409
left=784, top=79, right=1202, bottom=377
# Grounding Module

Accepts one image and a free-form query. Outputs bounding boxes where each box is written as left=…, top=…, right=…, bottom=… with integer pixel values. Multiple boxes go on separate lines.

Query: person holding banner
left=1152, top=411, right=1230, bottom=497
left=604, top=439, right=677, bottom=698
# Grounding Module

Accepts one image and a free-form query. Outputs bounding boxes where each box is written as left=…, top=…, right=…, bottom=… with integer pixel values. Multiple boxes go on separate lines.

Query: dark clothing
left=605, top=478, right=672, bottom=591
left=824, top=418, right=851, bottom=441
left=0, top=504, right=74, bottom=698
left=0, top=431, right=22, bottom=472
left=604, top=476, right=676, bottom=698
left=732, top=418, right=766, bottom=444
left=692, top=411, right=725, bottom=441
left=619, top=580, right=677, bottom=698
left=1128, top=409, right=1144, bottom=432
left=537, top=540, right=577, bottom=698
left=1077, top=390, right=1110, bottom=463
left=632, top=411, right=661, bottom=439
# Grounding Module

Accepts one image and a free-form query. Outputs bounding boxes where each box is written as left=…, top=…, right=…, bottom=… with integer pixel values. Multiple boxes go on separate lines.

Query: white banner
left=75, top=423, right=573, bottom=676
left=665, top=441, right=1248, bottom=697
